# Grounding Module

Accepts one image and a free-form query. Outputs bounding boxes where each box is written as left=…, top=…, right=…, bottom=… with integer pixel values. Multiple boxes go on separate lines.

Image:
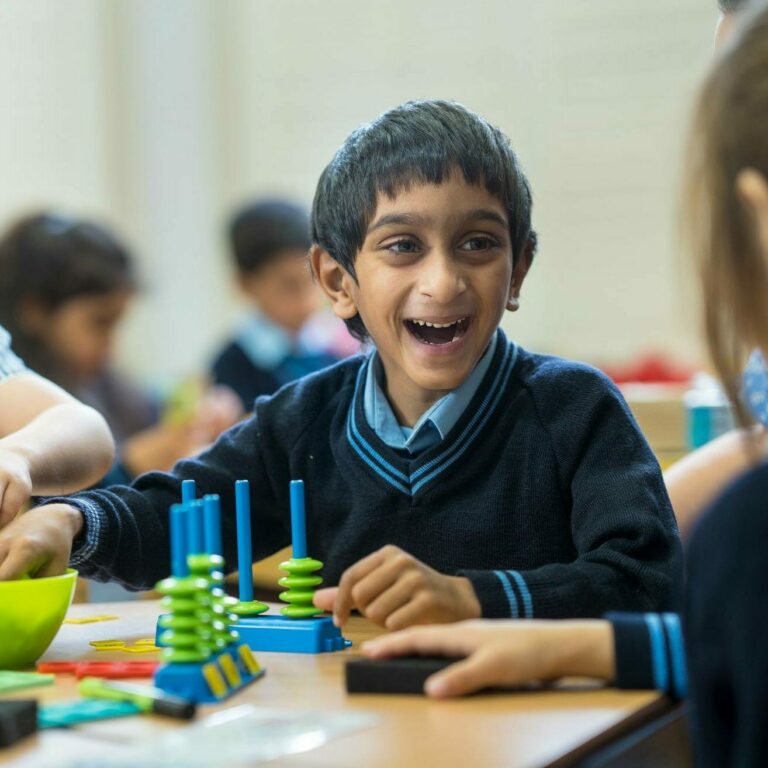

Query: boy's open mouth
left=404, top=316, right=471, bottom=345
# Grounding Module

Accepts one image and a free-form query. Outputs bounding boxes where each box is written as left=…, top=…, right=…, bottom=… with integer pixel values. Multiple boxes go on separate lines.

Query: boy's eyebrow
left=367, top=208, right=508, bottom=233
left=367, top=213, right=426, bottom=232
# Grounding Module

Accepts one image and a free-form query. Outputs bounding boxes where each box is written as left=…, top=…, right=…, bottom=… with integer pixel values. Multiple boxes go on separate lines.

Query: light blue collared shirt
left=236, top=311, right=296, bottom=371
left=363, top=333, right=497, bottom=455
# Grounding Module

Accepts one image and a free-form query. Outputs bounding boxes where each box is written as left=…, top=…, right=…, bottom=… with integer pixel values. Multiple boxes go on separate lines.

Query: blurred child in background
left=0, top=212, right=240, bottom=485
left=211, top=199, right=356, bottom=412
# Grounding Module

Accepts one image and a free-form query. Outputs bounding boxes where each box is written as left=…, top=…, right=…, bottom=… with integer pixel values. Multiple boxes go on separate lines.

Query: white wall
left=0, top=0, right=717, bottom=384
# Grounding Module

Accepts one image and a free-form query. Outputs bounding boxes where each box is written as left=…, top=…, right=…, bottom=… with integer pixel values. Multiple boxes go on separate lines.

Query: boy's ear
left=506, top=239, right=535, bottom=312
left=736, top=169, right=768, bottom=258
left=309, top=245, right=359, bottom=320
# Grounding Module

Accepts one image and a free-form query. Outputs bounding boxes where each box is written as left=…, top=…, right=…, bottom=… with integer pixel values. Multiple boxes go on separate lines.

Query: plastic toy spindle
left=187, top=500, right=204, bottom=555
left=203, top=495, right=223, bottom=557
left=181, top=479, right=197, bottom=505
left=156, top=504, right=213, bottom=664
left=278, top=480, right=323, bottom=618
left=231, top=480, right=268, bottom=617
left=170, top=505, right=189, bottom=578
left=196, top=494, right=239, bottom=648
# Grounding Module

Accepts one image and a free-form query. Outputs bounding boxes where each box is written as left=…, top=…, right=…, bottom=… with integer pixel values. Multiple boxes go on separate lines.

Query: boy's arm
left=360, top=613, right=686, bottom=699
left=13, top=414, right=287, bottom=589
left=0, top=372, right=115, bottom=525
left=460, top=371, right=683, bottom=620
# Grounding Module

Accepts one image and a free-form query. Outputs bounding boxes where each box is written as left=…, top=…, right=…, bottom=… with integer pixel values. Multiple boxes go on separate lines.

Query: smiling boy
left=0, top=101, right=681, bottom=628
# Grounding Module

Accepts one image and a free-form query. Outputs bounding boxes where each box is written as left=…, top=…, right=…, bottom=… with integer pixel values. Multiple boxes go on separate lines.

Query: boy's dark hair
left=311, top=99, right=538, bottom=341
left=228, top=200, right=311, bottom=274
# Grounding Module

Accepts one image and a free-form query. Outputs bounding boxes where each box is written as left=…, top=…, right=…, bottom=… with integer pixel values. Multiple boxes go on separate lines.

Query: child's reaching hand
left=312, top=545, right=481, bottom=630
left=0, top=504, right=82, bottom=580
left=361, top=619, right=615, bottom=698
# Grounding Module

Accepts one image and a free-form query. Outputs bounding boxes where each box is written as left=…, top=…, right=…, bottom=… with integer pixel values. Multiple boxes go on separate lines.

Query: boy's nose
left=419, top=252, right=467, bottom=303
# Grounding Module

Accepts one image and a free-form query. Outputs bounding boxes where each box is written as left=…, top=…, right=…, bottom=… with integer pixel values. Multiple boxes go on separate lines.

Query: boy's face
left=239, top=249, right=320, bottom=334
left=327, top=174, right=529, bottom=407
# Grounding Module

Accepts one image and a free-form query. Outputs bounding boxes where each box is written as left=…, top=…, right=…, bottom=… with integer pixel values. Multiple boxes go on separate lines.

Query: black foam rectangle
left=0, top=700, right=38, bottom=748
left=345, top=656, right=459, bottom=695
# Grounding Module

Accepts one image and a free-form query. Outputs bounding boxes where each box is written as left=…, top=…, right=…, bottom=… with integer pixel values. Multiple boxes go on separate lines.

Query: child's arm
left=361, top=613, right=686, bottom=700
left=361, top=620, right=615, bottom=697
left=0, top=414, right=287, bottom=586
left=664, top=427, right=766, bottom=539
left=455, top=368, right=682, bottom=621
left=0, top=372, right=114, bottom=526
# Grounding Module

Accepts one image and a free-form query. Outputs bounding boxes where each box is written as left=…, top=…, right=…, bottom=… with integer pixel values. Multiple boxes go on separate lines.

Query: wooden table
left=0, top=602, right=684, bottom=767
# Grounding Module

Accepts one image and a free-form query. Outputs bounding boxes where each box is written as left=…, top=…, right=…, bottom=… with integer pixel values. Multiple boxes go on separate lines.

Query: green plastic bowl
left=0, top=569, right=77, bottom=669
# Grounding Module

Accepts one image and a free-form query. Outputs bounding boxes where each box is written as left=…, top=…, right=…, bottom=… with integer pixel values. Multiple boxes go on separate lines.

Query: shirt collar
left=363, top=332, right=498, bottom=454
left=236, top=311, right=294, bottom=371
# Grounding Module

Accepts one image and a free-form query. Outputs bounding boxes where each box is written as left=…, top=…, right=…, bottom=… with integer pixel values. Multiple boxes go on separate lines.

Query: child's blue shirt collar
left=363, top=332, right=498, bottom=455
left=236, top=311, right=295, bottom=371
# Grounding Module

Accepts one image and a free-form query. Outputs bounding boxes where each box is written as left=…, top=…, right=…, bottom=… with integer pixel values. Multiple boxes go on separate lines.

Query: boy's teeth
left=414, top=320, right=455, bottom=328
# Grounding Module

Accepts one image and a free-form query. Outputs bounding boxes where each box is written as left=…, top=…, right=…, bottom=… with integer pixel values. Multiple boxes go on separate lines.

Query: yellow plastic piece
left=90, top=639, right=159, bottom=653
left=218, top=653, right=242, bottom=687
left=202, top=662, right=227, bottom=698
left=122, top=644, right=161, bottom=654
left=238, top=645, right=261, bottom=675
left=0, top=568, right=77, bottom=669
left=63, top=615, right=118, bottom=625
left=90, top=640, right=126, bottom=649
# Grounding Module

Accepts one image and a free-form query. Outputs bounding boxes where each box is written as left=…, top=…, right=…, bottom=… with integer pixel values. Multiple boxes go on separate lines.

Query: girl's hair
left=0, top=211, right=137, bottom=369
left=685, top=4, right=768, bottom=426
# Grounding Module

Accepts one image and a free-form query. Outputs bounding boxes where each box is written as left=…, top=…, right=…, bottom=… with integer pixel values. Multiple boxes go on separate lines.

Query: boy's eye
left=385, top=238, right=420, bottom=254
left=459, top=236, right=498, bottom=251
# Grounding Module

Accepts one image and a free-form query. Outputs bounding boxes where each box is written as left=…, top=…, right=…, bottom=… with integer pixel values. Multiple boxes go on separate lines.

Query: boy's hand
left=0, top=504, right=83, bottom=580
left=360, top=619, right=615, bottom=698
left=313, top=545, right=481, bottom=630
left=0, top=446, right=33, bottom=528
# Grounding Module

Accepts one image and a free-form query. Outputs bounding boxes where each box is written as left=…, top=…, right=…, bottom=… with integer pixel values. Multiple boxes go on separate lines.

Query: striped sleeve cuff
left=605, top=611, right=687, bottom=699
left=36, top=496, right=104, bottom=568
left=458, top=569, right=535, bottom=619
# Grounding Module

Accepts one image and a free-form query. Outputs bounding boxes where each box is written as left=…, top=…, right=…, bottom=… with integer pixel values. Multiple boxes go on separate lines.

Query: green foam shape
left=0, top=671, right=54, bottom=694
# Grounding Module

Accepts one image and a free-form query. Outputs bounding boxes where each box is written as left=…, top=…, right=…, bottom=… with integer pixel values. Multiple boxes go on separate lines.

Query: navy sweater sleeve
left=685, top=462, right=768, bottom=768
left=45, top=413, right=289, bottom=590
left=462, top=361, right=682, bottom=619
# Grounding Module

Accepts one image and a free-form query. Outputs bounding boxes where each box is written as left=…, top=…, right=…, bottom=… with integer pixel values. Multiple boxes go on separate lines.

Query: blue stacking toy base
left=234, top=615, right=352, bottom=654
left=154, top=644, right=265, bottom=703
left=156, top=613, right=352, bottom=654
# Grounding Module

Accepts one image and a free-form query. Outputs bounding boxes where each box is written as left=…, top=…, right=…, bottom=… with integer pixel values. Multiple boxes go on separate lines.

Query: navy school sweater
left=56, top=329, right=682, bottom=618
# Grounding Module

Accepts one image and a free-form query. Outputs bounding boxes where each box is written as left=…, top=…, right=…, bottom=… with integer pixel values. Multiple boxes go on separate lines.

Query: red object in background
left=36, top=660, right=159, bottom=679
left=600, top=353, right=695, bottom=385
